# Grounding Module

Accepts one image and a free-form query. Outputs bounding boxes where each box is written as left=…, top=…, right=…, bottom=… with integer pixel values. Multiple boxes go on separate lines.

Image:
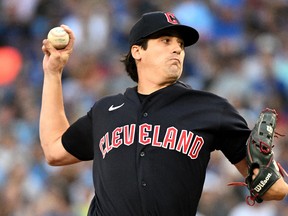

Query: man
left=40, top=11, right=287, bottom=216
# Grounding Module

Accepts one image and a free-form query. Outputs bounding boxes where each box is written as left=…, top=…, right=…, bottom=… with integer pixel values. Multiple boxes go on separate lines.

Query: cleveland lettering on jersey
left=99, top=123, right=205, bottom=159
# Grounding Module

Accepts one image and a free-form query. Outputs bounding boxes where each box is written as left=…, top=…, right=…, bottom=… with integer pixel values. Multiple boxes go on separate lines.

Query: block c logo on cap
left=164, top=12, right=179, bottom=25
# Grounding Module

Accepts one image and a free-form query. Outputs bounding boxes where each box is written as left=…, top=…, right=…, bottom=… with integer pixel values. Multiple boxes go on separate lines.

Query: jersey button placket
left=138, top=105, right=150, bottom=213
left=139, top=151, right=146, bottom=188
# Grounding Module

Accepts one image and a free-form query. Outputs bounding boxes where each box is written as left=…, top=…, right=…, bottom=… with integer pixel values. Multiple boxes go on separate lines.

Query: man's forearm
left=39, top=73, right=70, bottom=163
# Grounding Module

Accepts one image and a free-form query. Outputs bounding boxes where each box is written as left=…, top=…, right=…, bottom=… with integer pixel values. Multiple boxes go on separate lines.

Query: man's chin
left=168, top=67, right=182, bottom=79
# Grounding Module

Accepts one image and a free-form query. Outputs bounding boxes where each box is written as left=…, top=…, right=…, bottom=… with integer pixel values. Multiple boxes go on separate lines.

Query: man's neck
left=137, top=80, right=176, bottom=94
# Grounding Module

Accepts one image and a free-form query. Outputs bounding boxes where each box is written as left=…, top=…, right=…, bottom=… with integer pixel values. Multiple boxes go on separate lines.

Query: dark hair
left=121, top=38, right=148, bottom=83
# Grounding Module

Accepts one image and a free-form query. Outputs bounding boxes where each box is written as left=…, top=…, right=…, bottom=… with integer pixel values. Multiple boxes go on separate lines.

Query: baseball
left=47, top=27, right=69, bottom=49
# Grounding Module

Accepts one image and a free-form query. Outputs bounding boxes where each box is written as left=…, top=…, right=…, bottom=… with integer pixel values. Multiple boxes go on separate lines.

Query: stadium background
left=0, top=0, right=288, bottom=215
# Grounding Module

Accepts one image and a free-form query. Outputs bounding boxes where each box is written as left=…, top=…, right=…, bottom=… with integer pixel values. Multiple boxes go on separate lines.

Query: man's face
left=136, top=35, right=185, bottom=86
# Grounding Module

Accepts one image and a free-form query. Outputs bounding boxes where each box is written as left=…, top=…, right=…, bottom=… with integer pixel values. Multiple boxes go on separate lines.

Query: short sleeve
left=216, top=102, right=251, bottom=164
left=62, top=111, right=94, bottom=161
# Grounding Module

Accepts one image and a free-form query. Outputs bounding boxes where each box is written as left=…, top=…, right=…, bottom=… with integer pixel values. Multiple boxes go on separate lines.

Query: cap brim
left=144, top=25, right=199, bottom=47
left=170, top=25, right=199, bottom=47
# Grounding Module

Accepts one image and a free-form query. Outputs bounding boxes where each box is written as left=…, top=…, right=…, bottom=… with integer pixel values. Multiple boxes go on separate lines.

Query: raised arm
left=40, top=25, right=80, bottom=166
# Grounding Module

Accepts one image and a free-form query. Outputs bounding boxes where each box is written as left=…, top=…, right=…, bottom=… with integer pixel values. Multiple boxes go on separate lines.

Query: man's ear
left=131, top=45, right=141, bottom=60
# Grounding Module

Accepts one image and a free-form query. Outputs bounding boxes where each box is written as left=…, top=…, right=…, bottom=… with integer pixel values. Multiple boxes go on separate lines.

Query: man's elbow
left=40, top=142, right=65, bottom=166
left=40, top=142, right=80, bottom=166
left=43, top=151, right=64, bottom=166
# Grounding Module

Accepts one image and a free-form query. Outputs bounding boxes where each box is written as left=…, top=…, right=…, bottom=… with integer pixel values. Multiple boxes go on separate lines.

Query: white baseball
left=47, top=27, right=69, bottom=49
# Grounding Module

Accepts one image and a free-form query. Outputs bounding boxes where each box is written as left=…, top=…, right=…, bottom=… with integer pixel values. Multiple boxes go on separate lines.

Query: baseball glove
left=229, top=108, right=287, bottom=206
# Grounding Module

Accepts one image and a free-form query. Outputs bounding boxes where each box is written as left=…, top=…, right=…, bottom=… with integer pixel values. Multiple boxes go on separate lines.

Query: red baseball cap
left=129, top=11, right=199, bottom=47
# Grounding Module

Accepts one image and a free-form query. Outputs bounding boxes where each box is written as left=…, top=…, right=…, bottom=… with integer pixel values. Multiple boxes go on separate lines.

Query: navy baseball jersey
left=62, top=81, right=251, bottom=216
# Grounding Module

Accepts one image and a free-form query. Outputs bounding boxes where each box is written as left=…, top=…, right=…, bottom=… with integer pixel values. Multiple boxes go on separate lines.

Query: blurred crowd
left=0, top=0, right=288, bottom=215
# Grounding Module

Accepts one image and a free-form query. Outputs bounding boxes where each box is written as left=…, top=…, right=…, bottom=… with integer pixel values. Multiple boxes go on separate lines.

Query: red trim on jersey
left=176, top=130, right=194, bottom=154
left=162, top=127, right=178, bottom=149
left=139, top=123, right=152, bottom=145
left=188, top=135, right=204, bottom=159
left=112, top=127, right=123, bottom=148
left=152, top=125, right=162, bottom=147
left=123, top=124, right=135, bottom=146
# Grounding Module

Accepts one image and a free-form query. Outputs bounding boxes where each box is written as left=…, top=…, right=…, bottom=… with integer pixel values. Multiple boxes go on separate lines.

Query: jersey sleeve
left=216, top=102, right=251, bottom=164
left=62, top=110, right=94, bottom=161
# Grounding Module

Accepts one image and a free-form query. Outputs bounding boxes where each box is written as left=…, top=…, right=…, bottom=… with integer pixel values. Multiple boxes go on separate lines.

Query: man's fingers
left=42, top=39, right=50, bottom=55
left=42, top=39, right=57, bottom=53
left=60, top=24, right=75, bottom=49
left=252, top=168, right=260, bottom=180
